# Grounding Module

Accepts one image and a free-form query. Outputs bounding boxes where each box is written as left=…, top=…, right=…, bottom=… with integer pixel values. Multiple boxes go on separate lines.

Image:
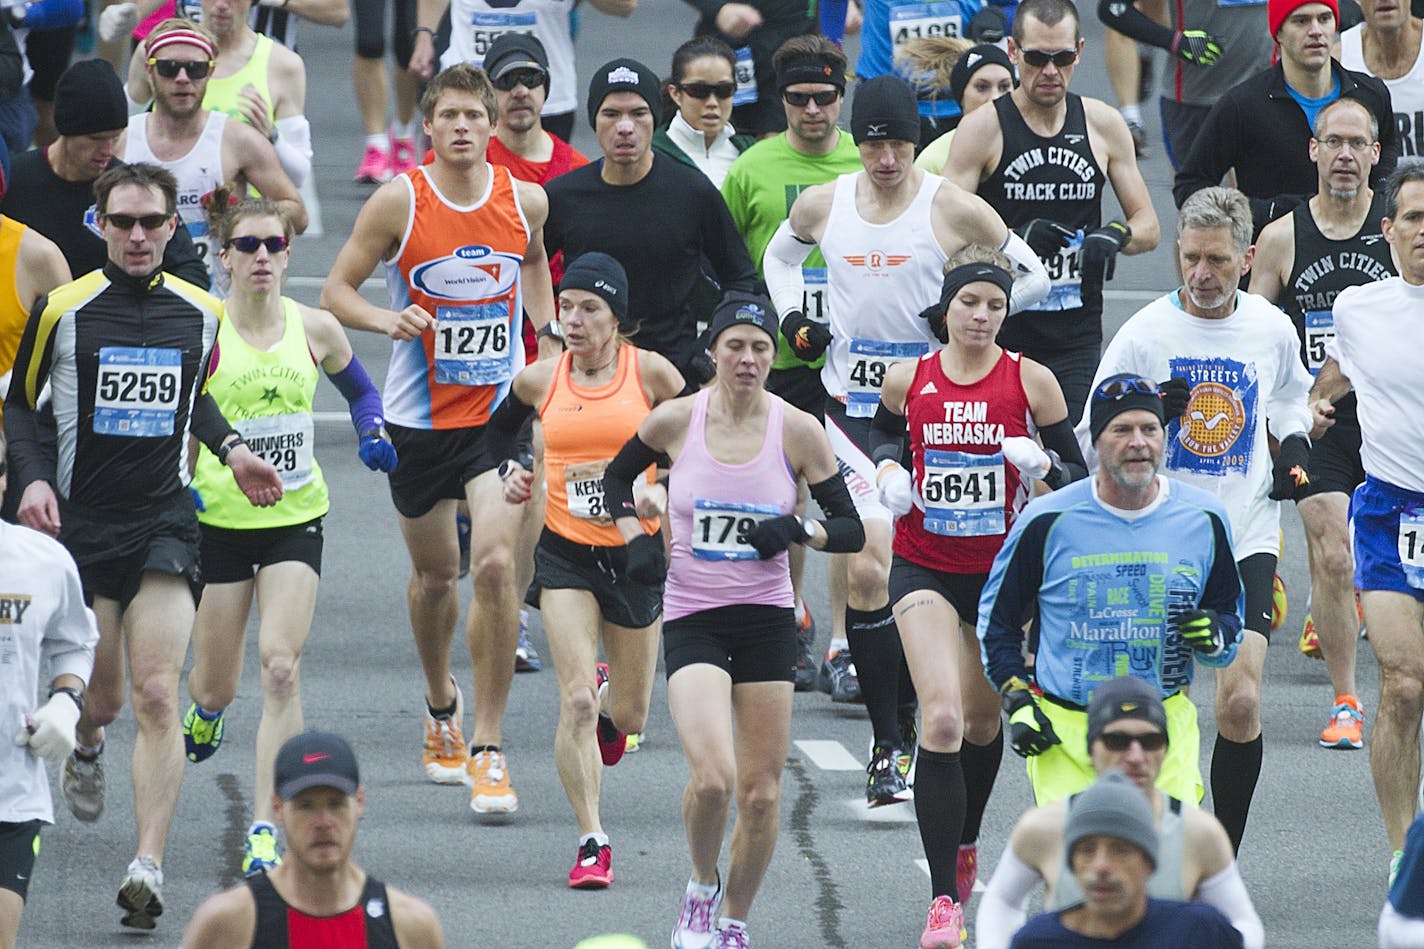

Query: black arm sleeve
left=603, top=433, right=662, bottom=520
left=5, top=298, right=57, bottom=489
left=807, top=474, right=865, bottom=553
left=1201, top=510, right=1245, bottom=625
left=484, top=390, right=537, bottom=464
left=1037, top=419, right=1088, bottom=488
left=163, top=222, right=212, bottom=290
left=1097, top=0, right=1176, bottom=50
left=869, top=402, right=908, bottom=468
left=190, top=393, right=236, bottom=455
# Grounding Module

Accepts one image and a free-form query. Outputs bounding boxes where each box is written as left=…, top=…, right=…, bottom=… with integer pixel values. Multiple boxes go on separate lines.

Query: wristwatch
left=48, top=685, right=84, bottom=715
left=217, top=434, right=248, bottom=466
left=799, top=516, right=816, bottom=541
left=498, top=459, right=521, bottom=479
left=537, top=321, right=564, bottom=341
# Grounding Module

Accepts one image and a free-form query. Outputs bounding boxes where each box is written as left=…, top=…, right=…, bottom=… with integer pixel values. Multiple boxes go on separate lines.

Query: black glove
left=1171, top=29, right=1223, bottom=65
left=1269, top=433, right=1312, bottom=501
left=624, top=533, right=667, bottom=585
left=1001, top=682, right=1061, bottom=757
left=1017, top=219, right=1076, bottom=259
left=1159, top=377, right=1191, bottom=420
left=746, top=514, right=809, bottom=559
left=1081, top=221, right=1131, bottom=283
left=780, top=310, right=832, bottom=361
left=1178, top=608, right=1228, bottom=657
left=683, top=351, right=715, bottom=388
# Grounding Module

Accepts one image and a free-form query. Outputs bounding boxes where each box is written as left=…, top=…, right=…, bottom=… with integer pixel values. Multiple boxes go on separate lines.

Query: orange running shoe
left=1320, top=694, right=1365, bottom=750
left=421, top=681, right=468, bottom=784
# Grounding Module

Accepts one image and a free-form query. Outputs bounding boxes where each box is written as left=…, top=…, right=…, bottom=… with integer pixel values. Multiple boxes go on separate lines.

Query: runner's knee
left=258, top=650, right=300, bottom=701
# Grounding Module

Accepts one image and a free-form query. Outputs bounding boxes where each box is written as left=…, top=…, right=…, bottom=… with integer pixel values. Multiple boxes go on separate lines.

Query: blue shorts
left=1351, top=476, right=1424, bottom=601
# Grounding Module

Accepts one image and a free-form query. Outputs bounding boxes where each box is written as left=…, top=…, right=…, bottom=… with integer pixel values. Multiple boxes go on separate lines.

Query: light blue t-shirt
left=1286, top=78, right=1341, bottom=135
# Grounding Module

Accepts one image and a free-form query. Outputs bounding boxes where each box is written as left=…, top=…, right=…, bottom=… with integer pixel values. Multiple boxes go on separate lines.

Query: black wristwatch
left=537, top=321, right=564, bottom=341
left=498, top=459, right=522, bottom=479
left=217, top=434, right=247, bottom=466
left=48, top=685, right=84, bottom=715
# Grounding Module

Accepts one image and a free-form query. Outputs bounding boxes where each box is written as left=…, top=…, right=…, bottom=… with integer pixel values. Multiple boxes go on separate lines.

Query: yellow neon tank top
left=202, top=34, right=276, bottom=124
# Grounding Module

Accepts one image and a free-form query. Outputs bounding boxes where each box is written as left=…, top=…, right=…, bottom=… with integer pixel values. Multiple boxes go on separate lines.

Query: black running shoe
left=867, top=743, right=909, bottom=807
left=819, top=650, right=862, bottom=704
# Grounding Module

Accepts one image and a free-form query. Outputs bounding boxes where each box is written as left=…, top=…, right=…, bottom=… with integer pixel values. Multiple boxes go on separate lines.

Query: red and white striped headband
left=145, top=29, right=215, bottom=62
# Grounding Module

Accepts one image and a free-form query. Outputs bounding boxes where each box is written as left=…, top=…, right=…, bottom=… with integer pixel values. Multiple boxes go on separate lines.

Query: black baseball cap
left=274, top=731, right=360, bottom=799
left=485, top=33, right=549, bottom=84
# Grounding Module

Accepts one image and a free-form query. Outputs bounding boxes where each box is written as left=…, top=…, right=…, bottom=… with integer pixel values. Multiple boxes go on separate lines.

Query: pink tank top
left=664, top=389, right=798, bottom=621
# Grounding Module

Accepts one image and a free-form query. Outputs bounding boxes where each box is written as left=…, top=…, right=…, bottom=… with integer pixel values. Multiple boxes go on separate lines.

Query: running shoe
left=468, top=748, right=519, bottom=813
left=456, top=510, right=471, bottom=579
left=182, top=703, right=225, bottom=763
left=1271, top=573, right=1287, bottom=632
left=1320, top=694, right=1365, bottom=750
left=389, top=135, right=417, bottom=174
left=1126, top=120, right=1148, bottom=159
left=716, top=920, right=751, bottom=949
left=1298, top=614, right=1322, bottom=659
left=867, top=743, right=909, bottom=807
left=919, top=894, right=965, bottom=949
left=596, top=662, right=628, bottom=766
left=624, top=732, right=644, bottom=753
left=516, top=612, right=542, bottom=673
left=62, top=748, right=105, bottom=822
left=354, top=144, right=392, bottom=184
left=956, top=844, right=978, bottom=903
left=1393, top=849, right=1405, bottom=888
left=672, top=876, right=722, bottom=949
left=793, top=599, right=818, bottom=692
left=117, top=855, right=164, bottom=930
left=818, top=650, right=861, bottom=704
left=242, top=821, right=281, bottom=876
left=422, top=682, right=468, bottom=784
left=569, top=838, right=614, bottom=889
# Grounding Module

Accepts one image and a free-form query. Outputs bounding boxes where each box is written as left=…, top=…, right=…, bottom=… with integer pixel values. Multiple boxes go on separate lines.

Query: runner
left=181, top=195, right=398, bottom=877
left=603, top=295, right=864, bottom=949
left=485, top=253, right=684, bottom=888
left=321, top=63, right=558, bottom=816
left=652, top=37, right=757, bottom=188
left=871, top=248, right=1086, bottom=947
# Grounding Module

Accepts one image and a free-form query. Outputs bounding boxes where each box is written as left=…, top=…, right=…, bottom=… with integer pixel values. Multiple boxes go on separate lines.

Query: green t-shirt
left=721, top=130, right=863, bottom=370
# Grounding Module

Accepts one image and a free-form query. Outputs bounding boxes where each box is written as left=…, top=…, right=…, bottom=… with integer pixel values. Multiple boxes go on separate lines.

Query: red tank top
left=247, top=872, right=398, bottom=948
left=893, top=349, right=1033, bottom=574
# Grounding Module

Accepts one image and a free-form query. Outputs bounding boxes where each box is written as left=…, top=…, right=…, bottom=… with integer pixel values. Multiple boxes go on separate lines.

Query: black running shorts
left=663, top=603, right=797, bottom=684
left=199, top=518, right=324, bottom=584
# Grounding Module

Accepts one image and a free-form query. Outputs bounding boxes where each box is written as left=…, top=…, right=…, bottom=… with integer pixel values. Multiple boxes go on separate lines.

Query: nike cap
left=1086, top=675, right=1168, bottom=747
left=274, top=731, right=360, bottom=799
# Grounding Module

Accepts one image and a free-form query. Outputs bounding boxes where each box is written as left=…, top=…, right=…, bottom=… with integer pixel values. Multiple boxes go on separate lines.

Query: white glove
left=1001, top=436, right=1051, bottom=481
left=14, top=693, right=80, bottom=763
left=99, top=1, right=139, bottom=41
left=876, top=460, right=914, bottom=518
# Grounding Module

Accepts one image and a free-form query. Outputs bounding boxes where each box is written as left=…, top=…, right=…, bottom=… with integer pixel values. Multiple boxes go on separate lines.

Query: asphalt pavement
left=16, top=6, right=1392, bottom=947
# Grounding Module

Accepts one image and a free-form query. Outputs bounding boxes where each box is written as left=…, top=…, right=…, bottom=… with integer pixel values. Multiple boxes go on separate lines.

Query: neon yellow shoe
left=1271, top=574, right=1287, bottom=632
left=1298, top=614, right=1322, bottom=659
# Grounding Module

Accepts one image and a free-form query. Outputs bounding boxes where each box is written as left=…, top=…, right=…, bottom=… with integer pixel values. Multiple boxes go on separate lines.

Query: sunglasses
left=782, top=89, right=840, bottom=107
left=226, top=235, right=290, bottom=254
left=1099, top=731, right=1168, bottom=752
left=677, top=80, right=736, bottom=100
left=492, top=68, right=547, bottom=91
left=1018, top=47, right=1078, bottom=68
left=105, top=212, right=171, bottom=230
left=1094, top=376, right=1160, bottom=401
left=148, top=58, right=214, bottom=80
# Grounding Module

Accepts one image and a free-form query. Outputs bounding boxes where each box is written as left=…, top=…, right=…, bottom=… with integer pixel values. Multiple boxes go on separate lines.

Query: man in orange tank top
left=322, top=63, right=559, bottom=817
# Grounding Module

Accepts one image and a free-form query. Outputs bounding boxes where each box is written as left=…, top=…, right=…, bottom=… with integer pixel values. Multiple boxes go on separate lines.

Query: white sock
left=391, top=117, right=416, bottom=140
left=365, top=133, right=387, bottom=151
left=580, top=832, right=610, bottom=848
left=687, top=876, right=719, bottom=897
left=828, top=637, right=849, bottom=654
left=1120, top=104, right=1142, bottom=126
left=718, top=917, right=747, bottom=932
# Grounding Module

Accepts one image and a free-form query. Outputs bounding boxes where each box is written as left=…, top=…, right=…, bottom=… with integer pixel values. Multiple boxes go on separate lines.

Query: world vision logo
left=1178, top=382, right=1245, bottom=458
left=844, top=251, right=910, bottom=274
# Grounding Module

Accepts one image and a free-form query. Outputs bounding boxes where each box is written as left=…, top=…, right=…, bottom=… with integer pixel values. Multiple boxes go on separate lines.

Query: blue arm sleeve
left=820, top=0, right=849, bottom=45
left=325, top=355, right=385, bottom=435
left=20, top=0, right=85, bottom=29
left=977, top=511, right=1059, bottom=689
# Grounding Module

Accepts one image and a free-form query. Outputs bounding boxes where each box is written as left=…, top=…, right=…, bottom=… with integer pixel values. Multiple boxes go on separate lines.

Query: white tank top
left=1340, top=26, right=1424, bottom=156
left=819, top=170, right=948, bottom=415
left=124, top=110, right=228, bottom=287
left=440, top=0, right=577, bottom=117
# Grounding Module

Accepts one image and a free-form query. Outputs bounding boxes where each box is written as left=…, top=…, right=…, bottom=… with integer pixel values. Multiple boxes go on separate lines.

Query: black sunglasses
left=782, top=89, right=839, bottom=107
left=1099, top=731, right=1168, bottom=752
left=1094, top=376, right=1160, bottom=401
left=226, top=235, right=290, bottom=254
left=106, top=212, right=171, bottom=230
left=1018, top=48, right=1078, bottom=68
left=677, top=80, right=736, bottom=100
left=492, top=68, right=547, bottom=91
left=149, top=58, right=214, bottom=80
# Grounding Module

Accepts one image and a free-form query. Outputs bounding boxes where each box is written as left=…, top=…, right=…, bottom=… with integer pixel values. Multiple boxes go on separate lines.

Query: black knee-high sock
left=1210, top=733, right=1263, bottom=855
left=898, top=655, right=917, bottom=709
left=959, top=729, right=1004, bottom=845
left=845, top=605, right=902, bottom=747
left=914, top=749, right=967, bottom=901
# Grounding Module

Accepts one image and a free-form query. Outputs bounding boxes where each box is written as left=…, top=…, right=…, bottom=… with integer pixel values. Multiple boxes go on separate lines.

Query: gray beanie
left=1064, top=771, right=1158, bottom=868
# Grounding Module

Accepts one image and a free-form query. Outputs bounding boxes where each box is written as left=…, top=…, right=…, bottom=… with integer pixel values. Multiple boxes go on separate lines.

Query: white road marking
left=851, top=798, right=916, bottom=822
left=795, top=739, right=864, bottom=771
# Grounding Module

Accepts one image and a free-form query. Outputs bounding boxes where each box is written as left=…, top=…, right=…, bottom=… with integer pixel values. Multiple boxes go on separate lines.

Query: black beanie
left=850, top=75, right=920, bottom=146
left=586, top=58, right=661, bottom=129
left=948, top=44, right=1015, bottom=107
left=1088, top=373, right=1167, bottom=444
left=559, top=252, right=629, bottom=325
left=55, top=60, right=128, bottom=137
left=709, top=292, right=777, bottom=346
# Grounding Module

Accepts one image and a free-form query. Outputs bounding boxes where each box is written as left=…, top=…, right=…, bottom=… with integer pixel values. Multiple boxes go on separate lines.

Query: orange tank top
left=383, top=164, right=530, bottom=430
left=540, top=345, right=659, bottom=546
left=0, top=217, right=30, bottom=427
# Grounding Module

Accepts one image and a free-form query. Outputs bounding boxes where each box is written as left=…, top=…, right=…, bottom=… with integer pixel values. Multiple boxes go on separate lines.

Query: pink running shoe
left=568, top=838, right=613, bottom=889
left=956, top=844, right=978, bottom=902
left=672, top=878, right=721, bottom=949
left=920, top=894, right=965, bottom=949
left=354, top=145, right=391, bottom=184
left=595, top=662, right=627, bottom=766
left=389, top=136, right=417, bottom=174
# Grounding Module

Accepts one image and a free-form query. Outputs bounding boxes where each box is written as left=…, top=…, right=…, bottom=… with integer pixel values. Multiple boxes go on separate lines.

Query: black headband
left=919, top=263, right=1015, bottom=342
left=776, top=54, right=846, bottom=93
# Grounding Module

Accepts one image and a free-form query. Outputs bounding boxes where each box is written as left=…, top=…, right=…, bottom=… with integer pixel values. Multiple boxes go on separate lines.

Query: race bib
left=802, top=267, right=829, bottom=325
left=236, top=412, right=314, bottom=490
left=733, top=46, right=758, bottom=106
left=93, top=347, right=182, bottom=437
left=1304, top=310, right=1333, bottom=374
left=467, top=11, right=537, bottom=64
left=433, top=304, right=513, bottom=386
left=920, top=449, right=1005, bottom=536
left=845, top=338, right=930, bottom=418
left=1398, top=503, right=1424, bottom=590
left=1040, top=234, right=1084, bottom=311
left=691, top=499, right=780, bottom=561
left=889, top=1, right=963, bottom=52
left=187, top=218, right=211, bottom=268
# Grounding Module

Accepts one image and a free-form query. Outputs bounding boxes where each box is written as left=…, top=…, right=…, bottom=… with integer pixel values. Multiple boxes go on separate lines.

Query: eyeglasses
left=677, top=81, right=736, bottom=100
left=105, top=212, right=171, bottom=231
left=1094, top=376, right=1160, bottom=400
left=1316, top=136, right=1374, bottom=153
left=1099, top=731, right=1168, bottom=752
left=1018, top=47, right=1078, bottom=68
left=226, top=235, right=290, bottom=254
left=782, top=89, right=840, bottom=107
left=492, top=68, right=547, bottom=91
left=148, top=58, right=214, bottom=80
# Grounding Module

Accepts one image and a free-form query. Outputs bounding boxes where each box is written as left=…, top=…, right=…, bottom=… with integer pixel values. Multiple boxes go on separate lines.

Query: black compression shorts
left=199, top=518, right=324, bottom=584
left=664, top=603, right=797, bottom=684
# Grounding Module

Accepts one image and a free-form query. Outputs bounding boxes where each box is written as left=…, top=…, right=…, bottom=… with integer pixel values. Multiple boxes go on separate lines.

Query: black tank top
left=979, top=93, right=1106, bottom=354
left=1283, top=192, right=1394, bottom=423
left=248, top=872, right=400, bottom=948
